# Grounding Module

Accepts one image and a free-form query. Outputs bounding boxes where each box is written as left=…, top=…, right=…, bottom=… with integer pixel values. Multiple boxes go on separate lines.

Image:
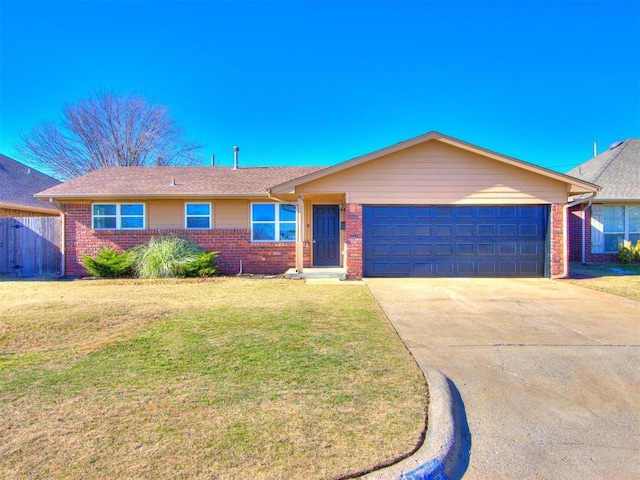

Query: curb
left=361, top=369, right=464, bottom=480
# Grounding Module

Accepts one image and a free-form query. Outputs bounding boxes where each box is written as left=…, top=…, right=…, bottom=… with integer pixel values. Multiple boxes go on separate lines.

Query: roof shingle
left=0, top=154, right=60, bottom=211
left=566, top=139, right=640, bottom=201
left=35, top=166, right=323, bottom=199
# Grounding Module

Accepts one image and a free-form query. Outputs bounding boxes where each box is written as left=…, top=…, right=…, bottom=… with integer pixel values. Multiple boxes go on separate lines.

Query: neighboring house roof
left=35, top=166, right=323, bottom=200
left=269, top=131, right=599, bottom=195
left=0, top=153, right=60, bottom=213
left=566, top=139, right=640, bottom=202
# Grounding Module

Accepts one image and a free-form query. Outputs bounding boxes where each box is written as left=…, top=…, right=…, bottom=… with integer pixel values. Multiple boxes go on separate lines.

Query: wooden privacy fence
left=0, top=216, right=61, bottom=277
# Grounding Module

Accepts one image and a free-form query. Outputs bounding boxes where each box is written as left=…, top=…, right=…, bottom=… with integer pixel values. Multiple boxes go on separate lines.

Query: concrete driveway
left=365, top=278, right=640, bottom=480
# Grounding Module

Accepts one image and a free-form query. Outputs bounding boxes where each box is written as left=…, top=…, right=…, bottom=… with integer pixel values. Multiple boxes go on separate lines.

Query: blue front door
left=313, top=205, right=340, bottom=266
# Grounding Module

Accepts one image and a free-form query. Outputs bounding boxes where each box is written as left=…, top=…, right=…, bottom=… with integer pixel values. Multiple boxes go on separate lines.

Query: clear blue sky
left=1, top=0, right=639, bottom=177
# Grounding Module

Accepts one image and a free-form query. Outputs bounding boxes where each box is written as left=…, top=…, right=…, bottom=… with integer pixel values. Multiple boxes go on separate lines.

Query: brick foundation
left=63, top=204, right=295, bottom=276
left=345, top=203, right=363, bottom=279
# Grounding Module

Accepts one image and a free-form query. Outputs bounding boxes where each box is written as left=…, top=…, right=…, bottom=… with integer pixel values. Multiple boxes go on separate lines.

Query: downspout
left=557, top=192, right=596, bottom=279
left=48, top=198, right=66, bottom=277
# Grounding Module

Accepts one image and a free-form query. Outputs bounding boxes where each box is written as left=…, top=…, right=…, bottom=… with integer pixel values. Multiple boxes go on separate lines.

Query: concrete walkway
left=365, top=278, right=640, bottom=479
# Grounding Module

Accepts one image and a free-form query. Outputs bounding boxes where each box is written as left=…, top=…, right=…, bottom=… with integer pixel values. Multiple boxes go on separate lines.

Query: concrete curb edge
left=362, top=368, right=463, bottom=480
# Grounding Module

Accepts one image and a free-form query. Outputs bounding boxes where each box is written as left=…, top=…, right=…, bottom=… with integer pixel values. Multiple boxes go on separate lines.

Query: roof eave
left=0, top=201, right=60, bottom=215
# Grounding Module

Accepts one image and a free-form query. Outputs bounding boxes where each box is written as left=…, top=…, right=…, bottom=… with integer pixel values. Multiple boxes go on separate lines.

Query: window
left=93, top=203, right=144, bottom=230
left=185, top=203, right=212, bottom=229
left=592, top=205, right=640, bottom=253
left=251, top=203, right=296, bottom=242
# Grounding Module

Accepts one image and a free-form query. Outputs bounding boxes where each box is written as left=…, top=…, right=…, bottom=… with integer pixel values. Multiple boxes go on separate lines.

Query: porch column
left=296, top=194, right=304, bottom=272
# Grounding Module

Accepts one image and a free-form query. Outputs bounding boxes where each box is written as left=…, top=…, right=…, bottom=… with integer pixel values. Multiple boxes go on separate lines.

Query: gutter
left=48, top=198, right=66, bottom=277
left=556, top=192, right=597, bottom=279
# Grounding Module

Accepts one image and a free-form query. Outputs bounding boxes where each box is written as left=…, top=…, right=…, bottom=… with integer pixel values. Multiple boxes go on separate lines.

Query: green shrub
left=634, top=240, right=640, bottom=263
left=178, top=251, right=219, bottom=277
left=617, top=241, right=634, bottom=264
left=132, top=235, right=217, bottom=278
left=81, top=247, right=135, bottom=278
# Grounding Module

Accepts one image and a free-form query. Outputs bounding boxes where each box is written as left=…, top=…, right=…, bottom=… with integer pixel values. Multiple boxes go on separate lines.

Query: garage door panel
left=363, top=205, right=547, bottom=277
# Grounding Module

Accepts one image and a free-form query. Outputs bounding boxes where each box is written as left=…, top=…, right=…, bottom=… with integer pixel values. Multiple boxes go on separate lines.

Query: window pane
left=604, top=206, right=625, bottom=232
left=628, top=206, right=640, bottom=232
left=187, top=217, right=210, bottom=229
left=252, top=204, right=275, bottom=221
left=121, top=204, right=143, bottom=216
left=253, top=223, right=275, bottom=241
left=628, top=234, right=640, bottom=245
left=279, top=204, right=296, bottom=222
left=121, top=217, right=143, bottom=229
left=604, top=234, right=625, bottom=252
left=279, top=223, right=296, bottom=241
left=94, top=217, right=116, bottom=229
left=187, top=203, right=210, bottom=216
left=93, top=204, right=116, bottom=216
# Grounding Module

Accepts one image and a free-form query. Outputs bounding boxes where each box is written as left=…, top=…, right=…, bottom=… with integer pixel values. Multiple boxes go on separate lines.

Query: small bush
left=132, top=235, right=217, bottom=278
left=81, top=247, right=135, bottom=278
left=178, top=251, right=219, bottom=277
left=634, top=240, right=640, bottom=263
left=617, top=241, right=634, bottom=264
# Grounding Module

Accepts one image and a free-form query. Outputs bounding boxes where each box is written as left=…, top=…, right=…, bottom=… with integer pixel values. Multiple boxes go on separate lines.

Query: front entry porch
left=284, top=267, right=347, bottom=280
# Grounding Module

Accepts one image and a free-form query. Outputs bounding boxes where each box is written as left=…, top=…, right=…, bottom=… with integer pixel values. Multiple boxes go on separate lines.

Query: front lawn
left=564, top=263, right=640, bottom=301
left=0, top=278, right=426, bottom=480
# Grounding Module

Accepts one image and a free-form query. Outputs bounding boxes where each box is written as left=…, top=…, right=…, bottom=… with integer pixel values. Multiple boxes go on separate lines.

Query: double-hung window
left=185, top=203, right=212, bottom=229
left=92, top=203, right=145, bottom=230
left=251, top=203, right=296, bottom=242
left=592, top=204, right=640, bottom=253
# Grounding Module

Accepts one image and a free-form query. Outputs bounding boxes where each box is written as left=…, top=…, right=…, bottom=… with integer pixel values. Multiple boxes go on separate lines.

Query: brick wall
left=567, top=205, right=616, bottom=263
left=345, top=203, right=363, bottom=279
left=550, top=203, right=565, bottom=277
left=63, top=203, right=295, bottom=276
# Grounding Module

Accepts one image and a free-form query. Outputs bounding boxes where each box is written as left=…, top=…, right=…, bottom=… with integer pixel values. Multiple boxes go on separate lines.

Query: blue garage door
left=363, top=205, right=549, bottom=277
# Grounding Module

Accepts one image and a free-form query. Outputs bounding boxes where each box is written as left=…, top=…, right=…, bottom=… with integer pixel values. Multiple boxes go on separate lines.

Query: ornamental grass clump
left=132, top=235, right=218, bottom=278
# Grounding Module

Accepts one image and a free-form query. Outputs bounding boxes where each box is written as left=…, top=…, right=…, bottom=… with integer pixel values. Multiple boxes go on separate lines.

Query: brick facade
left=63, top=203, right=295, bottom=277
left=549, top=203, right=566, bottom=277
left=567, top=204, right=616, bottom=263
left=345, top=203, right=363, bottom=279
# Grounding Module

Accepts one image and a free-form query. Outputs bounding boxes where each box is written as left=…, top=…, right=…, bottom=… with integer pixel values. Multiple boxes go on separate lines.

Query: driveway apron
left=365, top=278, right=640, bottom=480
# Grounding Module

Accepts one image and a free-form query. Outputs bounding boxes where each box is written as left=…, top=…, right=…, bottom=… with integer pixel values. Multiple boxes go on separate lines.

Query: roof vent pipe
left=211, top=154, right=215, bottom=166
left=233, top=146, right=239, bottom=170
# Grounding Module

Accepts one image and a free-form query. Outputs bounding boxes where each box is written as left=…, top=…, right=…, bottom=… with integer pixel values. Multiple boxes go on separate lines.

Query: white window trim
left=593, top=204, right=640, bottom=253
left=92, top=202, right=146, bottom=230
left=250, top=202, right=297, bottom=242
left=185, top=202, right=212, bottom=230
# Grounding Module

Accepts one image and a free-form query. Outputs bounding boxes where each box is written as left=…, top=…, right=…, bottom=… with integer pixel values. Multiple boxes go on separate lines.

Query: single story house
left=35, top=132, right=598, bottom=279
left=567, top=139, right=639, bottom=263
left=0, top=153, right=60, bottom=217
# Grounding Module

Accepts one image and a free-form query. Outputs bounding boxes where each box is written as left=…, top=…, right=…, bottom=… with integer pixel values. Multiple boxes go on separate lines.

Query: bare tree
left=19, top=90, right=201, bottom=180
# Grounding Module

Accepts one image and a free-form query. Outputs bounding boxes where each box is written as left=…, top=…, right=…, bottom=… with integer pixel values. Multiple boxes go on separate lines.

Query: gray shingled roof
left=0, top=154, right=60, bottom=212
left=35, top=166, right=323, bottom=199
left=566, top=139, right=640, bottom=201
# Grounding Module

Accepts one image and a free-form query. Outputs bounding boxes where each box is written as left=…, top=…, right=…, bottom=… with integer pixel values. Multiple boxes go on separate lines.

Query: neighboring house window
left=591, top=204, right=640, bottom=253
left=251, top=203, right=296, bottom=242
left=92, top=203, right=145, bottom=230
left=185, top=203, right=212, bottom=229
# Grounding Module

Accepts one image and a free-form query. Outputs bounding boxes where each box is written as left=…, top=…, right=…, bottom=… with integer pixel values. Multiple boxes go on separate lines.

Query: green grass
left=0, top=278, right=426, bottom=480
left=564, top=262, right=640, bottom=301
